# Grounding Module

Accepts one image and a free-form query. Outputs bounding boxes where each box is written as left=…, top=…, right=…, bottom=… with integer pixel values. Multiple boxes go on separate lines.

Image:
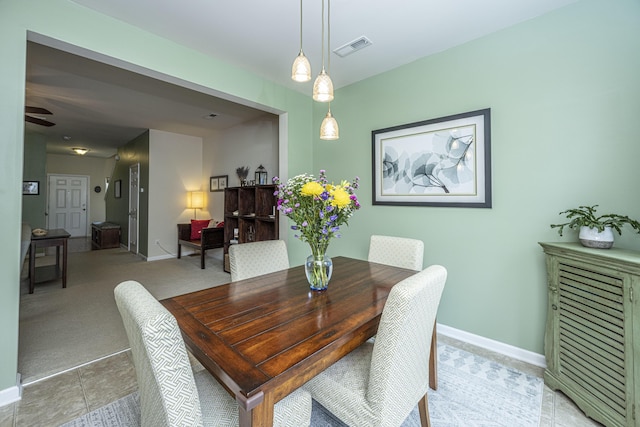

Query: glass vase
left=305, top=253, right=333, bottom=291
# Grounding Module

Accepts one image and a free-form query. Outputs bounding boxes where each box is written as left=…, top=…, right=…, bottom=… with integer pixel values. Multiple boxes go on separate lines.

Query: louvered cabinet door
left=541, top=242, right=640, bottom=427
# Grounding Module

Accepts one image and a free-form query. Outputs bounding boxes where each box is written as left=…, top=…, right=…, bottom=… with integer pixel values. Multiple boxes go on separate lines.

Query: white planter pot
left=578, top=226, right=614, bottom=249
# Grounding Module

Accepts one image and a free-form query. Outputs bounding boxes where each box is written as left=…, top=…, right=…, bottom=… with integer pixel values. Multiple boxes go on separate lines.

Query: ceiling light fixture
left=71, top=147, right=89, bottom=155
left=291, top=0, right=311, bottom=82
left=312, top=0, right=334, bottom=103
left=319, top=0, right=339, bottom=140
left=320, top=106, right=339, bottom=140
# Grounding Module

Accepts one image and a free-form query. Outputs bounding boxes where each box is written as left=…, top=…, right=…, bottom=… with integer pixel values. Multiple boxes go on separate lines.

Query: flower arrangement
left=273, top=170, right=360, bottom=289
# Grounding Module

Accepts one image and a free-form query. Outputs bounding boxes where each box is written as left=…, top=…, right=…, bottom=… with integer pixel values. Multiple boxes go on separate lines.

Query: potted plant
left=550, top=205, right=640, bottom=249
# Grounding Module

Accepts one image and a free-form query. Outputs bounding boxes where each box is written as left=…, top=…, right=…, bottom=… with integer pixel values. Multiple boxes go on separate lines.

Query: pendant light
left=319, top=0, right=339, bottom=140
left=312, top=0, right=334, bottom=102
left=320, top=105, right=339, bottom=140
left=291, top=0, right=311, bottom=82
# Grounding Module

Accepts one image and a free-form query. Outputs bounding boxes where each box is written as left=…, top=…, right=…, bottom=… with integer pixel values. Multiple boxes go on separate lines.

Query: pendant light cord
left=327, top=0, right=331, bottom=74
left=321, top=0, right=326, bottom=70
left=299, top=0, right=303, bottom=51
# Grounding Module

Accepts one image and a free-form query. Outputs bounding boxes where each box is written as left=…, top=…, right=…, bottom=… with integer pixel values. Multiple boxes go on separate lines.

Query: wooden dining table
left=160, top=256, right=417, bottom=427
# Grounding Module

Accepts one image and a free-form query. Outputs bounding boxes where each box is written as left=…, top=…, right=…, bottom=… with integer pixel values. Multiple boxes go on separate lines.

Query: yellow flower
left=331, top=187, right=351, bottom=208
left=301, top=181, right=324, bottom=197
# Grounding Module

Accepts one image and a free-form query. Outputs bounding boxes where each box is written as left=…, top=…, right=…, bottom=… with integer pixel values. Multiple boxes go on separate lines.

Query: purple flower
left=302, top=221, right=308, bottom=227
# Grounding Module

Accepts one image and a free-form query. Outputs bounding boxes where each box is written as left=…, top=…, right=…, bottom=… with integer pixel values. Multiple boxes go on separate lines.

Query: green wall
left=312, top=0, right=640, bottom=353
left=106, top=131, right=150, bottom=255
left=0, top=0, right=312, bottom=395
left=2, top=0, right=639, bottom=398
left=22, top=132, right=47, bottom=229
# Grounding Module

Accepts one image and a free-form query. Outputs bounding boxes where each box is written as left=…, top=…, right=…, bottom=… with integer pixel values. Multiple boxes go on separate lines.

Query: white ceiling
left=25, top=0, right=577, bottom=157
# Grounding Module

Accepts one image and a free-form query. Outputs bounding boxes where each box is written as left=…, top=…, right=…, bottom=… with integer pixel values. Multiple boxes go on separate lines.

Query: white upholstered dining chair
left=368, top=234, right=439, bottom=391
left=229, top=239, right=290, bottom=282
left=368, top=234, right=424, bottom=271
left=303, top=265, right=447, bottom=427
left=114, top=280, right=311, bottom=427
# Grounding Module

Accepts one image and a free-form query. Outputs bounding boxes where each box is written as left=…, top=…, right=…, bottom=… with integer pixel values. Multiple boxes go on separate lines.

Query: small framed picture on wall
left=210, top=175, right=228, bottom=192
left=23, top=181, right=39, bottom=195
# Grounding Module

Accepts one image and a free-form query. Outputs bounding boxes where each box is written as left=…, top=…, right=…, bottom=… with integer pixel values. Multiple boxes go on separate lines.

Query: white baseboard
left=146, top=253, right=174, bottom=262
left=0, top=374, right=22, bottom=408
left=437, top=323, right=546, bottom=368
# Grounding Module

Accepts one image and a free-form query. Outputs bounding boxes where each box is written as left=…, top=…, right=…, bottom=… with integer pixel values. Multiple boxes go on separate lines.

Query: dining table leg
left=62, top=237, right=68, bottom=288
left=29, top=241, right=36, bottom=294
left=237, top=391, right=274, bottom=427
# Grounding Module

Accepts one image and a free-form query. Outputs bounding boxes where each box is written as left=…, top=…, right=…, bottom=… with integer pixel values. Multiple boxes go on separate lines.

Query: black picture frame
left=114, top=179, right=122, bottom=199
left=22, top=181, right=39, bottom=195
left=372, top=108, right=491, bottom=208
left=210, top=175, right=228, bottom=192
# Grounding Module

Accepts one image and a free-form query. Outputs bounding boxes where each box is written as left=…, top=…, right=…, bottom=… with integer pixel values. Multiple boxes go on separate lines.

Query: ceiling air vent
left=333, top=36, right=372, bottom=58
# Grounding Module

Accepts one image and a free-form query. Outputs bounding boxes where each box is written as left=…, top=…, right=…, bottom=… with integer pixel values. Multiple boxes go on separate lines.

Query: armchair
left=177, top=223, right=224, bottom=269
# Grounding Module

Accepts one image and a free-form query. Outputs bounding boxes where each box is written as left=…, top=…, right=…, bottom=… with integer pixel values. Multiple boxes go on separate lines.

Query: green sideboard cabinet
left=540, top=242, right=640, bottom=427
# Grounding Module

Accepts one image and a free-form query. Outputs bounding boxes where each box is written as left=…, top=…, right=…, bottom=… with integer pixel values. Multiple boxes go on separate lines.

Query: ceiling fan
left=25, top=106, right=55, bottom=127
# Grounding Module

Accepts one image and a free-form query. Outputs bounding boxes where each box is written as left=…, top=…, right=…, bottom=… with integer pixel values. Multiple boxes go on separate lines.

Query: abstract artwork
left=372, top=109, right=491, bottom=207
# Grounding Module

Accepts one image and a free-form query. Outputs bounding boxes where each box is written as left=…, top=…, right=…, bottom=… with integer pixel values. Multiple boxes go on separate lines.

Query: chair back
left=114, top=281, right=204, bottom=427
left=229, top=240, right=290, bottom=281
left=368, top=235, right=424, bottom=271
left=367, top=265, right=447, bottom=426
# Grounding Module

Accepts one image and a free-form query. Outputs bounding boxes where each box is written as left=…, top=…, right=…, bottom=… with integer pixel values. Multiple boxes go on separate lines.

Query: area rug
left=61, top=344, right=543, bottom=427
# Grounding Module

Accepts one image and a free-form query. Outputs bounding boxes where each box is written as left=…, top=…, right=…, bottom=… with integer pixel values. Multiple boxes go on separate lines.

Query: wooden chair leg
left=429, top=321, right=437, bottom=390
left=200, top=250, right=205, bottom=269
left=418, top=394, right=431, bottom=427
left=177, top=244, right=182, bottom=259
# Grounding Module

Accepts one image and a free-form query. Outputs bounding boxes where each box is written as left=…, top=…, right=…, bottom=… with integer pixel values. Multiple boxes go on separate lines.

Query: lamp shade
left=320, top=109, right=339, bottom=140
left=292, top=51, right=312, bottom=82
left=312, top=69, right=334, bottom=102
left=187, top=191, right=204, bottom=209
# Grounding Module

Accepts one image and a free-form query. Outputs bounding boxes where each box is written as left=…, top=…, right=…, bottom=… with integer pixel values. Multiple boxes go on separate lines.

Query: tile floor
left=0, top=335, right=601, bottom=427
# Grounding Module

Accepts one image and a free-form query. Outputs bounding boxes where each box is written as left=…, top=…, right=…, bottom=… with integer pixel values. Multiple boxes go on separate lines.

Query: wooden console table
left=29, top=228, right=70, bottom=294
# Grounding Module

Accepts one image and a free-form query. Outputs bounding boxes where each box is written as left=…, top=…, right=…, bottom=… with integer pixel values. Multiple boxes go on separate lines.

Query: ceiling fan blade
left=25, top=106, right=53, bottom=115
left=25, top=115, right=56, bottom=127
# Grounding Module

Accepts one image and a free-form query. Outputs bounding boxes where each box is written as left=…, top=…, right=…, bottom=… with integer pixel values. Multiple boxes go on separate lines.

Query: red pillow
left=216, top=221, right=224, bottom=228
left=190, top=219, right=210, bottom=240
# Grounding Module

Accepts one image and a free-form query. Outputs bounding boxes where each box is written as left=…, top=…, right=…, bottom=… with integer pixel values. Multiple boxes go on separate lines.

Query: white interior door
left=47, top=174, right=89, bottom=237
left=128, top=163, right=140, bottom=254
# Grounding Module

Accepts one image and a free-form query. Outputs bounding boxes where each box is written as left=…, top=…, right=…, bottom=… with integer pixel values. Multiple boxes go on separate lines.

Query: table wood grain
left=161, top=256, right=416, bottom=427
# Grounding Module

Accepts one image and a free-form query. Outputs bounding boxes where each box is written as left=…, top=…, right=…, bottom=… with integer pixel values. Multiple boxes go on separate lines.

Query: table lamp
left=187, top=191, right=204, bottom=219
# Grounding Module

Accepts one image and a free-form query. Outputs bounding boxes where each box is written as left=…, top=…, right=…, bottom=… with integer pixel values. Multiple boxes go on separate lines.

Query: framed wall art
left=210, top=175, right=228, bottom=192
left=22, top=181, right=39, bottom=195
left=372, top=108, right=491, bottom=208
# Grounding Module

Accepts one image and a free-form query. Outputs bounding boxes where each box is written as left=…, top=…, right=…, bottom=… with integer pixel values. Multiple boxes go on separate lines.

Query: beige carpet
left=19, top=241, right=231, bottom=384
